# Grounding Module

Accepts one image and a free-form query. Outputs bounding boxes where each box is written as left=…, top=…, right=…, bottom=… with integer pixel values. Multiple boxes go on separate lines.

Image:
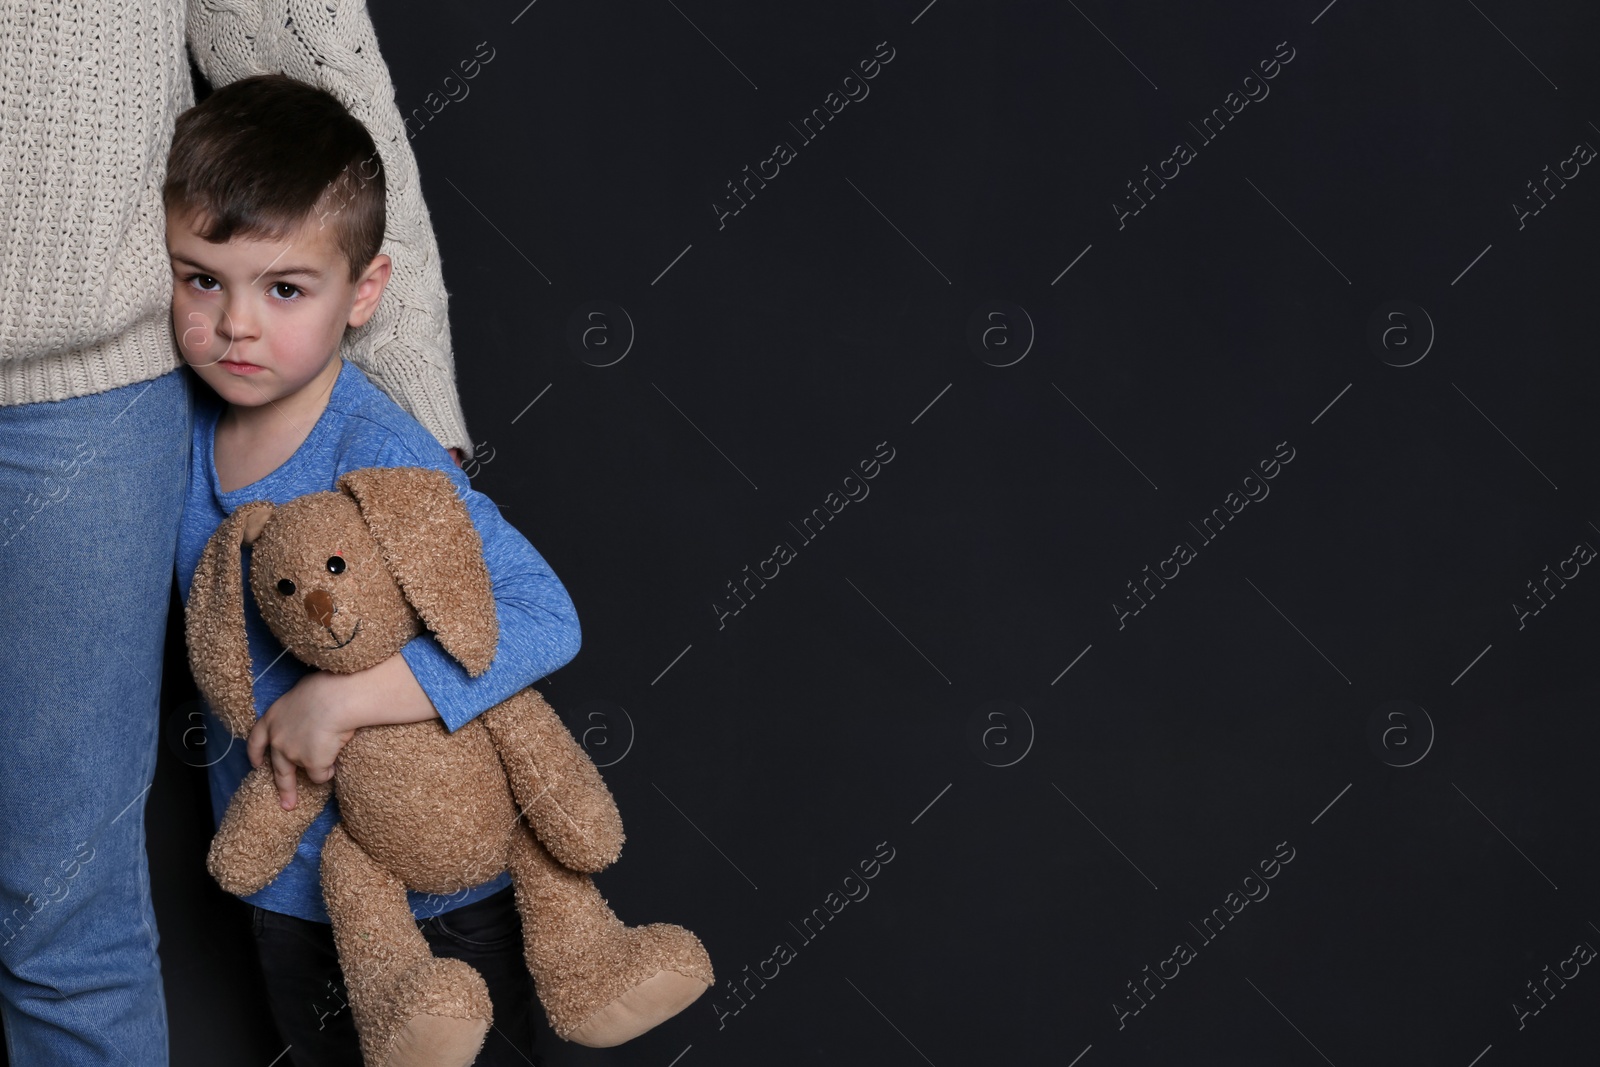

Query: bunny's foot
left=564, top=922, right=714, bottom=1047
left=374, top=956, right=493, bottom=1067
left=323, top=824, right=493, bottom=1067
left=508, top=830, right=713, bottom=1047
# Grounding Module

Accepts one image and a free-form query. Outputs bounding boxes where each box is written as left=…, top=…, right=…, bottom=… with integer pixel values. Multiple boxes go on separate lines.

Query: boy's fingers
left=247, top=722, right=268, bottom=769
left=270, top=748, right=299, bottom=810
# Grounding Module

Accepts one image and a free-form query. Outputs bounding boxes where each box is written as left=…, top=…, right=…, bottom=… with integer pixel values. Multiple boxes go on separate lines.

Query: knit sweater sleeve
left=183, top=0, right=475, bottom=459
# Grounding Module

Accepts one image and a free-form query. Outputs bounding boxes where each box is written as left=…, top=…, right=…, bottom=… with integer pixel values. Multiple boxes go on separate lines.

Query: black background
left=24, top=1, right=1600, bottom=1064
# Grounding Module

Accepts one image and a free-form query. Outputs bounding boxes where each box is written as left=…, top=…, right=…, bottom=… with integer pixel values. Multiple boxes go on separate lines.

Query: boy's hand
left=248, top=654, right=443, bottom=810
left=248, top=672, right=357, bottom=811
left=447, top=447, right=465, bottom=469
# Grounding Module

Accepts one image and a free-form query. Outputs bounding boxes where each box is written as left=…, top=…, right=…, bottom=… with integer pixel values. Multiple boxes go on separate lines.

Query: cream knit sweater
left=0, top=0, right=473, bottom=458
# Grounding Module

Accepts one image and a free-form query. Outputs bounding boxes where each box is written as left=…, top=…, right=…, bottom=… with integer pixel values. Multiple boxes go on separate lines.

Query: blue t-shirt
left=174, top=359, right=582, bottom=924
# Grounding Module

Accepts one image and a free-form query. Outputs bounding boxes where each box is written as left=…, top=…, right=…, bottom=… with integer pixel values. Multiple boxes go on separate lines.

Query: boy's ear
left=335, top=466, right=498, bottom=676
left=186, top=500, right=277, bottom=739
left=347, top=253, right=391, bottom=329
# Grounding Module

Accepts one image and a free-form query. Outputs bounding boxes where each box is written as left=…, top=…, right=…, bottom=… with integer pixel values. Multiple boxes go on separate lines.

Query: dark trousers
left=251, top=886, right=546, bottom=1066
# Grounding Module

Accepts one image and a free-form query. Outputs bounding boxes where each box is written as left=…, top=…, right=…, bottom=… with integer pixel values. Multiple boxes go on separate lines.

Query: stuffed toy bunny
left=185, top=465, right=713, bottom=1067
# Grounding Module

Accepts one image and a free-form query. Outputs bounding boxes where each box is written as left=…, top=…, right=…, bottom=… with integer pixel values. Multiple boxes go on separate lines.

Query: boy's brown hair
left=164, top=73, right=385, bottom=283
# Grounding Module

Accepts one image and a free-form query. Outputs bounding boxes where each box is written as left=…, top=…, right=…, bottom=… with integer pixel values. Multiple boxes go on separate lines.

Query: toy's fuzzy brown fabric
left=207, top=763, right=332, bottom=896
left=334, top=467, right=498, bottom=676
left=335, top=716, right=519, bottom=893
left=184, top=466, right=712, bottom=1063
left=323, top=823, right=493, bottom=1066
left=507, top=828, right=715, bottom=1045
left=244, top=491, right=428, bottom=677
left=481, top=689, right=625, bottom=873
left=185, top=499, right=279, bottom=739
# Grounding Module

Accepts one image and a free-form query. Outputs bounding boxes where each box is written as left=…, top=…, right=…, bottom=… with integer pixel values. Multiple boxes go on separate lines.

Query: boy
left=166, top=73, right=577, bottom=1066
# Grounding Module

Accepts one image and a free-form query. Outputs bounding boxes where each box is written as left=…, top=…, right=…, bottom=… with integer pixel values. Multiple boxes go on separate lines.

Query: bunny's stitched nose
left=303, top=589, right=336, bottom=627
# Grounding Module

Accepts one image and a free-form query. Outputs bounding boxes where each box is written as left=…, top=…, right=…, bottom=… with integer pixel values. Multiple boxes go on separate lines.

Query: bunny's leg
left=507, top=827, right=713, bottom=1047
left=208, top=763, right=331, bottom=895
left=482, top=689, right=625, bottom=872
left=321, top=823, right=493, bottom=1067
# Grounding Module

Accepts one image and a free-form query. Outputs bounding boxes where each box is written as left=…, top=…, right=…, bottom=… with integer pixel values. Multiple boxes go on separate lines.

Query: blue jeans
left=0, top=368, right=192, bottom=1065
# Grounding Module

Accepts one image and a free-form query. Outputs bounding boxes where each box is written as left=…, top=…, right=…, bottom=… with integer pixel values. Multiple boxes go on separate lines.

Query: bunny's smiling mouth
left=324, top=619, right=362, bottom=650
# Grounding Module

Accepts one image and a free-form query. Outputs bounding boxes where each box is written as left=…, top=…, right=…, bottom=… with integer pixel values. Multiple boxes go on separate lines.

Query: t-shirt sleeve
left=369, top=436, right=581, bottom=731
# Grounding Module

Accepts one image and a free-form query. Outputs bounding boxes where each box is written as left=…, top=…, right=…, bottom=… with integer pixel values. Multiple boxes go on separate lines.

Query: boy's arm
left=349, top=433, right=580, bottom=732
left=250, top=446, right=579, bottom=809
left=394, top=457, right=583, bottom=731
left=184, top=0, right=476, bottom=460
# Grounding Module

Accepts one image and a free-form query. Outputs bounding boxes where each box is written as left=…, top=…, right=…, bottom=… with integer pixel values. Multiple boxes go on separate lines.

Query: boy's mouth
left=221, top=360, right=264, bottom=374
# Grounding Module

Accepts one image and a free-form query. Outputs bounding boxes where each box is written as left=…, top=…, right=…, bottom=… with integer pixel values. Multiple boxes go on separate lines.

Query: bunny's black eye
left=326, top=555, right=346, bottom=575
left=276, top=578, right=297, bottom=596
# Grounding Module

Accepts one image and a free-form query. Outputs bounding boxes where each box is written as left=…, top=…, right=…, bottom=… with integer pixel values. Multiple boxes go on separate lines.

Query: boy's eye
left=272, top=283, right=301, bottom=300
left=187, top=273, right=219, bottom=292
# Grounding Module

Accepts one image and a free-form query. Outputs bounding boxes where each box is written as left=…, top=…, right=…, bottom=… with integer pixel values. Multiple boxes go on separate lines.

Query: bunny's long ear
left=185, top=500, right=276, bottom=739
left=336, top=466, right=498, bottom=676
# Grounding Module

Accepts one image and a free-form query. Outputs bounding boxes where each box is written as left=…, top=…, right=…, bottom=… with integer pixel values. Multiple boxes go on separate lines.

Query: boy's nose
left=303, top=589, right=336, bottom=627
left=217, top=302, right=258, bottom=341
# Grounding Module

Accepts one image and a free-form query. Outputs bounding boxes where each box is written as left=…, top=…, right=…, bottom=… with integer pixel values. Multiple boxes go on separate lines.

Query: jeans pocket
left=429, top=889, right=522, bottom=950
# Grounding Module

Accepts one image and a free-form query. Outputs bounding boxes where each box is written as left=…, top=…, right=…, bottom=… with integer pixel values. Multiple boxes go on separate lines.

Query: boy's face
left=166, top=206, right=390, bottom=415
